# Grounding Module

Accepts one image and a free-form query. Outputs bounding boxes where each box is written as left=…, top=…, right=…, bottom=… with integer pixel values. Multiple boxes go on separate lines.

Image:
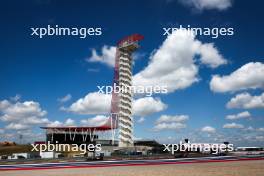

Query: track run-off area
left=1, top=155, right=264, bottom=171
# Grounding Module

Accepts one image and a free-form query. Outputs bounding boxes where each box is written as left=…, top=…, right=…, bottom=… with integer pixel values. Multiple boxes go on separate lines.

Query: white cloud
left=80, top=115, right=108, bottom=127
left=58, top=94, right=72, bottom=103
left=137, top=117, right=145, bottom=123
left=226, top=111, right=251, bottom=120
left=244, top=126, right=255, bottom=131
left=87, top=45, right=116, bottom=67
left=0, top=99, right=80, bottom=131
left=65, top=92, right=111, bottom=115
left=133, top=29, right=226, bottom=93
left=201, top=126, right=216, bottom=133
left=255, top=136, right=264, bottom=141
left=154, top=122, right=186, bottom=131
left=5, top=123, right=29, bottom=130
left=179, top=0, right=232, bottom=11
left=46, top=118, right=76, bottom=127
left=198, top=43, right=227, bottom=68
left=0, top=100, right=47, bottom=122
left=65, top=118, right=75, bottom=126
left=66, top=92, right=166, bottom=117
left=257, top=128, right=264, bottom=132
left=210, top=62, right=264, bottom=93
left=223, top=123, right=244, bottom=129
left=226, top=92, right=264, bottom=109
left=156, top=115, right=189, bottom=123
left=154, top=114, right=189, bottom=131
left=10, top=94, right=21, bottom=102
left=0, top=128, right=4, bottom=134
left=23, top=117, right=50, bottom=125
left=133, top=97, right=167, bottom=117
left=87, top=30, right=226, bottom=94
left=0, top=100, right=10, bottom=109
left=47, top=120, right=63, bottom=127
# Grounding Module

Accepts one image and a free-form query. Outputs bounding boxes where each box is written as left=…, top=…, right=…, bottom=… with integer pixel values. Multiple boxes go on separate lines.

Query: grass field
left=0, top=145, right=32, bottom=156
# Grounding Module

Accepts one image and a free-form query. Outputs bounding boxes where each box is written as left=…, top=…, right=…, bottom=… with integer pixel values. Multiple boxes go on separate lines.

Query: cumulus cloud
left=154, top=122, right=186, bottom=131
left=133, top=29, right=226, bottom=93
left=137, top=117, right=145, bottom=123
left=257, top=128, right=264, bottom=132
left=0, top=100, right=47, bottom=122
left=80, top=115, right=108, bottom=127
left=10, top=94, right=21, bottom=102
left=47, top=120, right=63, bottom=127
left=179, top=0, right=232, bottom=11
left=65, top=118, right=75, bottom=126
left=65, top=92, right=111, bottom=115
left=226, top=111, right=251, bottom=120
left=0, top=99, right=50, bottom=131
left=5, top=123, right=30, bottom=130
left=154, top=123, right=186, bottom=131
left=57, top=94, right=72, bottom=103
left=223, top=123, right=244, bottom=129
left=23, top=117, right=50, bottom=125
left=210, top=62, right=264, bottom=93
left=198, top=43, right=227, bottom=68
left=244, top=126, right=255, bottom=131
left=156, top=115, right=189, bottom=123
left=255, top=136, right=264, bottom=141
left=133, top=97, right=167, bottom=117
left=154, top=114, right=189, bottom=131
left=87, top=45, right=116, bottom=67
left=226, top=92, right=264, bottom=109
left=0, top=98, right=79, bottom=131
left=201, top=126, right=216, bottom=133
left=88, top=30, right=226, bottom=94
left=46, top=118, right=77, bottom=127
left=65, top=92, right=166, bottom=118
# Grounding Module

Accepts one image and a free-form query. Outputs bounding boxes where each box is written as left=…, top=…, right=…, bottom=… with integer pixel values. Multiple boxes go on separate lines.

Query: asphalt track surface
left=1, top=155, right=264, bottom=171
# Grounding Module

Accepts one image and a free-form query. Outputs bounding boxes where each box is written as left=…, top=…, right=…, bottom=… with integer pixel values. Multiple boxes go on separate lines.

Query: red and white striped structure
left=115, top=34, right=143, bottom=147
left=41, top=34, right=143, bottom=147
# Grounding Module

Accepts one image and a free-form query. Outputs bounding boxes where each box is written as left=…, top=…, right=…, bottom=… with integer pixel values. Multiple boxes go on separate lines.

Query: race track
left=1, top=155, right=264, bottom=171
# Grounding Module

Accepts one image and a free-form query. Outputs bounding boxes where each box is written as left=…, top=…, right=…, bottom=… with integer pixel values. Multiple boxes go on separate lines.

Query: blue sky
left=0, top=0, right=263, bottom=146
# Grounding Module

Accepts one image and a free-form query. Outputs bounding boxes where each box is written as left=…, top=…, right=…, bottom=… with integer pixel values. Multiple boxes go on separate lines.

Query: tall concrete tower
left=110, top=34, right=143, bottom=147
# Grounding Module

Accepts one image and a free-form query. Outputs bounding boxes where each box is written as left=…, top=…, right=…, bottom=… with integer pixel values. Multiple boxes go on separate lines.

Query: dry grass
left=0, top=145, right=32, bottom=155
